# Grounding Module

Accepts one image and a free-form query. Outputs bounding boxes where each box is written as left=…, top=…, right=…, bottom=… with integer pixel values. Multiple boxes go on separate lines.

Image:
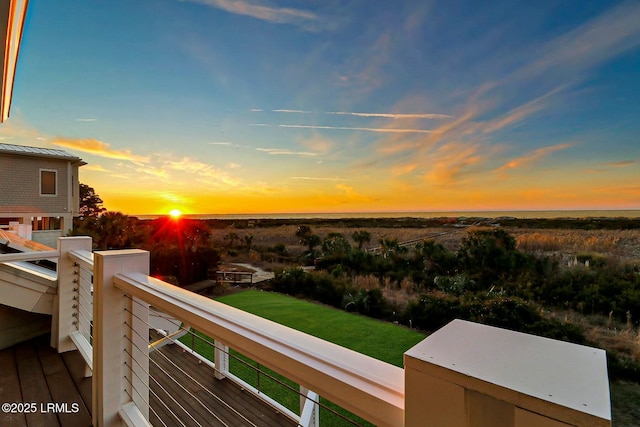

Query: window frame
left=39, top=168, right=58, bottom=196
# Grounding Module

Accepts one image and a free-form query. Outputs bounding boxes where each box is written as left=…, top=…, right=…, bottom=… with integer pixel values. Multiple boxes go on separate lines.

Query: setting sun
left=169, top=209, right=182, bottom=218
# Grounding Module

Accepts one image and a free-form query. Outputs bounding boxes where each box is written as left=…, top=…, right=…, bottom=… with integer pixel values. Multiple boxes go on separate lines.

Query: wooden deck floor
left=150, top=342, right=297, bottom=427
left=0, top=334, right=92, bottom=427
left=0, top=334, right=297, bottom=427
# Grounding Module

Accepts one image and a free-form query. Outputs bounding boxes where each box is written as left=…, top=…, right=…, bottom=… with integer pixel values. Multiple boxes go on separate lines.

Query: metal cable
left=123, top=346, right=204, bottom=427
left=123, top=344, right=217, bottom=427
left=122, top=295, right=364, bottom=426
left=153, top=346, right=258, bottom=427
left=124, top=370, right=182, bottom=427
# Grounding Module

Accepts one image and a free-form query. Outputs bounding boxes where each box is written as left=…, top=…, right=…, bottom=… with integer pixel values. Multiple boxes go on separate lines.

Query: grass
left=611, top=381, right=640, bottom=426
left=216, top=289, right=426, bottom=367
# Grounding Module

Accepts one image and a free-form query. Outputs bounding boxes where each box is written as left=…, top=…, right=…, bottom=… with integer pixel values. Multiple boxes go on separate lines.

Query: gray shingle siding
left=0, top=155, right=70, bottom=213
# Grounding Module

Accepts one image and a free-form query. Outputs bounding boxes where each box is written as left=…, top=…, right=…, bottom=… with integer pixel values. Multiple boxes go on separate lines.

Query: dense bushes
left=310, top=227, right=640, bottom=325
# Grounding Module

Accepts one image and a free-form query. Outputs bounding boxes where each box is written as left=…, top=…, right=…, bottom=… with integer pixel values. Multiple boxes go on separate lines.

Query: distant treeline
left=175, top=216, right=640, bottom=230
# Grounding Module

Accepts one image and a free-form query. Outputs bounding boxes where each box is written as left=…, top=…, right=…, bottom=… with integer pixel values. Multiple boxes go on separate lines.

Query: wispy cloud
left=326, top=111, right=452, bottom=120
left=82, top=164, right=110, bottom=172
left=75, top=118, right=97, bottom=122
left=250, top=108, right=263, bottom=112
left=291, top=176, right=347, bottom=181
left=272, top=109, right=311, bottom=114
left=425, top=142, right=485, bottom=185
left=52, top=138, right=149, bottom=163
left=495, top=143, right=574, bottom=174
left=181, top=0, right=321, bottom=30
left=605, top=160, right=636, bottom=168
left=256, top=147, right=318, bottom=157
left=336, top=183, right=372, bottom=202
left=251, top=109, right=451, bottom=120
left=390, top=163, right=418, bottom=176
left=133, top=166, right=170, bottom=180
left=518, top=1, right=640, bottom=80
left=481, top=86, right=566, bottom=134
left=268, top=124, right=434, bottom=134
left=164, top=157, right=242, bottom=187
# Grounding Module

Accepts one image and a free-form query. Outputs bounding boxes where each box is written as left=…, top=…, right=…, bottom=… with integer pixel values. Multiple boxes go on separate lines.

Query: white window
left=40, top=169, right=57, bottom=196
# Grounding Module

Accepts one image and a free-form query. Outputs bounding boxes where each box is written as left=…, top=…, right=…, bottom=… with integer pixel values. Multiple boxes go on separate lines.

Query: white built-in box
left=404, top=319, right=611, bottom=427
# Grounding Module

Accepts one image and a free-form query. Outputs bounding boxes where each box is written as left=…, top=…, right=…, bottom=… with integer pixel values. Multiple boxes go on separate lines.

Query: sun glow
left=169, top=209, right=182, bottom=218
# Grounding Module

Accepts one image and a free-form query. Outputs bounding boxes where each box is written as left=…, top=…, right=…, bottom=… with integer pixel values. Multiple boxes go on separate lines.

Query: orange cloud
left=52, top=138, right=149, bottom=163
left=605, top=160, right=636, bottom=167
left=336, top=183, right=372, bottom=202
left=425, top=142, right=484, bottom=185
left=390, top=163, right=418, bottom=176
left=495, top=143, right=574, bottom=175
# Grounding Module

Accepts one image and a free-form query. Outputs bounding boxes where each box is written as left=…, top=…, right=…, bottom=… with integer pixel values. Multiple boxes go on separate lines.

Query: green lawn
left=216, top=289, right=426, bottom=367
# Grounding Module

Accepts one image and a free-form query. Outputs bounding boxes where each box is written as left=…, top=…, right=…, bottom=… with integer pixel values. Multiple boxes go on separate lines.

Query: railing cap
left=404, top=319, right=611, bottom=423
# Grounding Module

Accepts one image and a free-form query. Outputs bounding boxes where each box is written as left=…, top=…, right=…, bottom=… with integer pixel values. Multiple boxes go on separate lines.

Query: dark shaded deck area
left=0, top=334, right=297, bottom=427
left=0, top=334, right=92, bottom=427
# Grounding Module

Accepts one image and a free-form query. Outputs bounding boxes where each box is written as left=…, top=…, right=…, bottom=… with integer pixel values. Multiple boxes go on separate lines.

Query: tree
left=78, top=183, right=105, bottom=218
left=224, top=232, right=240, bottom=248
left=243, top=234, right=254, bottom=250
left=352, top=230, right=371, bottom=250
left=322, top=233, right=352, bottom=257
left=96, top=211, right=132, bottom=250
left=295, top=225, right=321, bottom=253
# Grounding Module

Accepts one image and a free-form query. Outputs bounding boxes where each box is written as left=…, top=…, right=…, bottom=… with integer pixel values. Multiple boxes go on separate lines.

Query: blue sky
left=4, top=0, right=639, bottom=214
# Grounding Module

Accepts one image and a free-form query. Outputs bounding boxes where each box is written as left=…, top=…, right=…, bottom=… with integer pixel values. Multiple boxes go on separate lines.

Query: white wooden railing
left=4, top=236, right=611, bottom=427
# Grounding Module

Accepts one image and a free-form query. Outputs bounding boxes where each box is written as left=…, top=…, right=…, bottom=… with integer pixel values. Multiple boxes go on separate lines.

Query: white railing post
left=214, top=340, right=229, bottom=380
left=404, top=319, right=611, bottom=427
left=93, top=250, right=150, bottom=427
left=54, top=236, right=92, bottom=352
left=300, top=386, right=320, bottom=427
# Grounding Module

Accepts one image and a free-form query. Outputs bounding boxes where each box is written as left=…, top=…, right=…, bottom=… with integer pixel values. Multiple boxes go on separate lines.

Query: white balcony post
left=54, top=236, right=92, bottom=352
left=214, top=340, right=229, bottom=380
left=93, top=250, right=150, bottom=427
left=300, top=386, right=320, bottom=427
left=404, top=319, right=611, bottom=427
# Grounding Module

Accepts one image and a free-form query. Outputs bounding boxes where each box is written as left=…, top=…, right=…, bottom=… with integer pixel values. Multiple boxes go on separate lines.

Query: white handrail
left=0, top=250, right=59, bottom=263
left=113, top=272, right=405, bottom=427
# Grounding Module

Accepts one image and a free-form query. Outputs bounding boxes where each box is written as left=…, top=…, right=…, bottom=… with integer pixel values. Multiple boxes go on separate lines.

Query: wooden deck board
left=60, top=351, right=91, bottom=414
left=6, top=334, right=298, bottom=427
left=34, top=336, right=92, bottom=427
left=16, top=351, right=58, bottom=427
left=0, top=348, right=27, bottom=427
left=151, top=343, right=298, bottom=427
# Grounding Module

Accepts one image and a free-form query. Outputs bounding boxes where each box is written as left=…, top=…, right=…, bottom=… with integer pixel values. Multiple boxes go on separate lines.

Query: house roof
left=0, top=142, right=85, bottom=164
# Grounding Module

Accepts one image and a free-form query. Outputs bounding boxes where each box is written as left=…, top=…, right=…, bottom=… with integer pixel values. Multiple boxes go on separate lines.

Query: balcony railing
left=1, top=236, right=613, bottom=427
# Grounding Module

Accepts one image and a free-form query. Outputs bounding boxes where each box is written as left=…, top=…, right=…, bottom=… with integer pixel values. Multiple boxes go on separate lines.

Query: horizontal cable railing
left=124, top=297, right=266, bottom=427
left=68, top=250, right=94, bottom=370
left=113, top=271, right=404, bottom=427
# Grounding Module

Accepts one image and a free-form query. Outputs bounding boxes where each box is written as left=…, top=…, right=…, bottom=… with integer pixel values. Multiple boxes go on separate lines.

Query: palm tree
left=224, top=232, right=240, bottom=248
left=97, top=211, right=130, bottom=250
left=243, top=234, right=254, bottom=250
left=352, top=230, right=371, bottom=250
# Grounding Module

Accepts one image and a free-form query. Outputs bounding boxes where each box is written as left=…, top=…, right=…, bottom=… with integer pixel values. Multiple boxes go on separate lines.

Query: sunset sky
left=4, top=0, right=639, bottom=215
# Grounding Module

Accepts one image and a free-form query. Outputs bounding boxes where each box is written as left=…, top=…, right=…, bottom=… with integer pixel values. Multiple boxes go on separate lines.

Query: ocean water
left=136, top=210, right=640, bottom=220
